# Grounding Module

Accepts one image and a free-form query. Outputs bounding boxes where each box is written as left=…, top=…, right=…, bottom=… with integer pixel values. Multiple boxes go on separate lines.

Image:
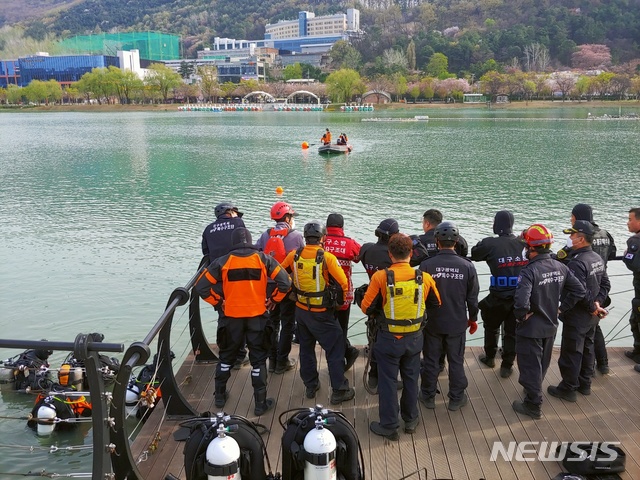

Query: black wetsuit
left=471, top=233, right=528, bottom=369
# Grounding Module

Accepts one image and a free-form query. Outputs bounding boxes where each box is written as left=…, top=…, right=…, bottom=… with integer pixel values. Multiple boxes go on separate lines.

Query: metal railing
left=109, top=259, right=209, bottom=480
left=0, top=334, right=124, bottom=479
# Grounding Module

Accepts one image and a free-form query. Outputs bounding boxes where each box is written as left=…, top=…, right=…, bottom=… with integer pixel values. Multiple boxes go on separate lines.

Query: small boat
left=318, top=143, right=352, bottom=155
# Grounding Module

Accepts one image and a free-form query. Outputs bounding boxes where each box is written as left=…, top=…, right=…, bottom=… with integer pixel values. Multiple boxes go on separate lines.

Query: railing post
left=158, top=287, right=198, bottom=417
left=110, top=342, right=151, bottom=480
left=189, top=257, right=218, bottom=362
left=73, top=333, right=113, bottom=480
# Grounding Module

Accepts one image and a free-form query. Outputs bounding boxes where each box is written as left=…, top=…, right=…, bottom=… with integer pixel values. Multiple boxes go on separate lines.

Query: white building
left=265, top=9, right=360, bottom=39
left=117, top=50, right=148, bottom=79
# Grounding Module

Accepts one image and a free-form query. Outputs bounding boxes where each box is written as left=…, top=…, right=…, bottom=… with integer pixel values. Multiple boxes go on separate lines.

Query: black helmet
left=434, top=221, right=459, bottom=241
left=231, top=227, right=253, bottom=247
left=375, top=218, right=399, bottom=238
left=304, top=221, right=326, bottom=239
left=214, top=202, right=243, bottom=218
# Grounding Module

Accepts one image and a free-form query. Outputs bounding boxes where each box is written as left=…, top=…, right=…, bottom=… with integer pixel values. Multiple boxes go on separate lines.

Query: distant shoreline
left=1, top=99, right=638, bottom=113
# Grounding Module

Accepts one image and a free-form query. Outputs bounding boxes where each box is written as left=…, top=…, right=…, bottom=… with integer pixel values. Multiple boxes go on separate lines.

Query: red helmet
left=522, top=223, right=554, bottom=248
left=270, top=201, right=296, bottom=220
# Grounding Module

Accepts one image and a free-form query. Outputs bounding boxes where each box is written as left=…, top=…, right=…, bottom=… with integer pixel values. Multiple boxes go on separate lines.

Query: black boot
left=254, top=389, right=275, bottom=416
left=596, top=358, right=610, bottom=374
left=214, top=386, right=228, bottom=409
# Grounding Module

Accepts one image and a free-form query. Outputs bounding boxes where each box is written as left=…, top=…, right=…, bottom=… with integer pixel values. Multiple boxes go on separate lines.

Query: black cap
left=571, top=203, right=593, bottom=222
left=231, top=227, right=253, bottom=247
left=493, top=210, right=514, bottom=235
left=563, top=220, right=594, bottom=236
left=375, top=218, right=399, bottom=237
left=326, top=213, right=344, bottom=228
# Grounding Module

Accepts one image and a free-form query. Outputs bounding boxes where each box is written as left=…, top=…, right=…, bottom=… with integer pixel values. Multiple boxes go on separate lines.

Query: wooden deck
left=132, top=346, right=640, bottom=480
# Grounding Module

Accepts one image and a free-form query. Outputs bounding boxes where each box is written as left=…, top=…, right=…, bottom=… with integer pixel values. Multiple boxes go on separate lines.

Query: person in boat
left=556, top=203, right=617, bottom=374
left=361, top=233, right=440, bottom=440
left=358, top=218, right=399, bottom=392
left=471, top=211, right=528, bottom=379
left=337, top=133, right=348, bottom=145
left=324, top=213, right=361, bottom=372
left=622, top=208, right=640, bottom=367
left=511, top=224, right=584, bottom=419
left=201, top=202, right=249, bottom=369
left=279, top=221, right=355, bottom=405
left=321, top=128, right=332, bottom=145
left=418, top=222, right=478, bottom=412
left=547, top=220, right=610, bottom=403
left=195, top=227, right=291, bottom=415
left=255, top=202, right=304, bottom=375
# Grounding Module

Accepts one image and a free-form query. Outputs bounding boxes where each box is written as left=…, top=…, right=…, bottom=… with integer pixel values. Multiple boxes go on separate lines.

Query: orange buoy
left=275, top=186, right=284, bottom=195
left=301, top=141, right=309, bottom=149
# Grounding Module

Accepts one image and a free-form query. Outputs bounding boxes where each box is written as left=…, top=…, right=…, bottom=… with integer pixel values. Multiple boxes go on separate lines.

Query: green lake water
left=0, top=106, right=639, bottom=475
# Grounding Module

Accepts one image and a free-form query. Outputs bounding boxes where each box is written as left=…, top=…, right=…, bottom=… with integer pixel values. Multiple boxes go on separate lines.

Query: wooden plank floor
left=131, top=346, right=640, bottom=480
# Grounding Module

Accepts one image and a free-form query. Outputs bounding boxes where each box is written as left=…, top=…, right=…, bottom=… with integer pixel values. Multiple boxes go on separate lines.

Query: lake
left=0, top=105, right=639, bottom=476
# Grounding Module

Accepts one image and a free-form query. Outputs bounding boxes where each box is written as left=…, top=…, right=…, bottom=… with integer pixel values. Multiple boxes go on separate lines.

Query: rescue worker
left=471, top=210, right=528, bottom=378
left=548, top=220, right=610, bottom=402
left=418, top=221, right=479, bottom=411
left=623, top=208, right=640, bottom=367
left=195, top=227, right=291, bottom=415
left=359, top=218, right=399, bottom=391
left=416, top=209, right=469, bottom=259
left=201, top=202, right=245, bottom=266
left=255, top=201, right=305, bottom=374
left=324, top=213, right=361, bottom=371
left=321, top=128, right=332, bottom=145
left=361, top=234, right=441, bottom=440
left=280, top=221, right=355, bottom=404
left=201, top=201, right=248, bottom=369
left=512, top=224, right=585, bottom=419
left=557, top=203, right=617, bottom=374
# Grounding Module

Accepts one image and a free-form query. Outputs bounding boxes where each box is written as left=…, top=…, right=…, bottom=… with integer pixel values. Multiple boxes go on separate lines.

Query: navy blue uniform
left=623, top=233, right=640, bottom=351
left=419, top=250, right=479, bottom=403
left=472, top=233, right=527, bottom=368
left=557, top=246, right=610, bottom=392
left=513, top=253, right=585, bottom=409
left=202, top=215, right=246, bottom=265
left=417, top=229, right=469, bottom=260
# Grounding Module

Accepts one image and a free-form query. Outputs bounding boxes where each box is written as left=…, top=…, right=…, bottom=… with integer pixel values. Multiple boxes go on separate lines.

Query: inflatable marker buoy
left=301, top=142, right=309, bottom=150
left=275, top=186, right=284, bottom=195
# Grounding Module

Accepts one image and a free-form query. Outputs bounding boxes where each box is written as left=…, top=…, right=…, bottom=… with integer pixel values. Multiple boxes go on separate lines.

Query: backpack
left=264, top=227, right=290, bottom=263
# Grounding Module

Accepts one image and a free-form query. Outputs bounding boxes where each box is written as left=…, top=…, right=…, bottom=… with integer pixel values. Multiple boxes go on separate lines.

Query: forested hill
left=2, top=0, right=639, bottom=73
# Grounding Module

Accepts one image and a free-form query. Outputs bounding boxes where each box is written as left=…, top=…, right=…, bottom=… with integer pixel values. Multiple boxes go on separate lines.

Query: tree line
left=2, top=62, right=640, bottom=106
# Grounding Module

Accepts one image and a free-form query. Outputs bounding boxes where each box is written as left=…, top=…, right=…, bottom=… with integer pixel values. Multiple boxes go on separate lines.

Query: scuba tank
left=58, top=362, right=84, bottom=390
left=183, top=412, right=270, bottom=480
left=205, top=422, right=241, bottom=480
left=125, top=375, right=141, bottom=417
left=281, top=405, right=364, bottom=480
left=303, top=413, right=337, bottom=480
left=35, top=396, right=57, bottom=436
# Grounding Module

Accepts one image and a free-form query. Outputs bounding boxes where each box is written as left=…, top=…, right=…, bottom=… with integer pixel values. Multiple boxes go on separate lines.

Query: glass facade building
left=59, top=32, right=180, bottom=61
left=0, top=60, right=20, bottom=88
left=17, top=54, right=119, bottom=86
